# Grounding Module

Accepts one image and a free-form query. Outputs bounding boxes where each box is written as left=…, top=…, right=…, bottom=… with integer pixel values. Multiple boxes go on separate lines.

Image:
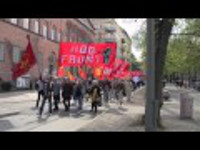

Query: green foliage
left=164, top=19, right=200, bottom=75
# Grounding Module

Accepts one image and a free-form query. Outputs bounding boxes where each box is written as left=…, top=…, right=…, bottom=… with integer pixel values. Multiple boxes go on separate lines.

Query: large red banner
left=58, top=42, right=117, bottom=78
left=58, top=42, right=117, bottom=68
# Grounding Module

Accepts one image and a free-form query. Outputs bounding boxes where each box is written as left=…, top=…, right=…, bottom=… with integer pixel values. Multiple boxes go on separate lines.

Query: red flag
left=66, top=70, right=75, bottom=81
left=78, top=67, right=87, bottom=80
left=12, top=37, right=36, bottom=80
left=57, top=66, right=65, bottom=77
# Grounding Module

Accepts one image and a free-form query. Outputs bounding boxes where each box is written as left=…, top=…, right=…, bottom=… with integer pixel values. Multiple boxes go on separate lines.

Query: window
left=10, top=18, right=17, bottom=24
left=12, top=46, right=21, bottom=63
left=57, top=32, right=61, bottom=42
left=51, top=27, right=56, bottom=40
left=34, top=20, right=39, bottom=33
left=43, top=25, right=47, bottom=38
left=0, top=43, right=5, bottom=61
left=23, top=18, right=29, bottom=29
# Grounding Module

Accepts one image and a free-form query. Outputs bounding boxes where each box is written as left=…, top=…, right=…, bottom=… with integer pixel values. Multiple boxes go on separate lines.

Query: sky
left=115, top=19, right=146, bottom=61
left=115, top=19, right=187, bottom=61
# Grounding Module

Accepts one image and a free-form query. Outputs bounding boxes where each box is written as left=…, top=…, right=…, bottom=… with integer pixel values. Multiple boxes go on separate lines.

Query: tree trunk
left=154, top=19, right=175, bottom=127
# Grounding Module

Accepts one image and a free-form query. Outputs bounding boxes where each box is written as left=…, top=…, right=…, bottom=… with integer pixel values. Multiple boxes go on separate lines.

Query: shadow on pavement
left=0, top=112, right=20, bottom=119
left=56, top=108, right=99, bottom=119
left=0, top=120, right=14, bottom=131
left=0, top=91, right=33, bottom=99
left=106, top=108, right=124, bottom=116
left=37, top=114, right=51, bottom=123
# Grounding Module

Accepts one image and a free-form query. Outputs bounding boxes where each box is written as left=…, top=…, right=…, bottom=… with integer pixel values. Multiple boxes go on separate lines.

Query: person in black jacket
left=62, top=78, right=74, bottom=111
left=39, top=78, right=52, bottom=116
left=74, top=79, right=83, bottom=110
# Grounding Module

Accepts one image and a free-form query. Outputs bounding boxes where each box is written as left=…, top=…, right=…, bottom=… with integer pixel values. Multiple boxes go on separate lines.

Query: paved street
left=1, top=84, right=200, bottom=131
left=0, top=90, right=108, bottom=131
left=0, top=89, right=145, bottom=131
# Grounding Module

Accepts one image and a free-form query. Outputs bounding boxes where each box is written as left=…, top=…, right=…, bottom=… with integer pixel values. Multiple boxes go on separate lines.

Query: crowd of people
left=35, top=75, right=145, bottom=117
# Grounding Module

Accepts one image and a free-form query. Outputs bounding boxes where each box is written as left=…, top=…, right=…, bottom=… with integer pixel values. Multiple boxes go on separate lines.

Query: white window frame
left=23, top=18, right=29, bottom=29
left=0, top=43, right=5, bottom=61
left=34, top=20, right=39, bottom=34
left=43, top=25, right=47, bottom=38
left=10, top=18, right=17, bottom=24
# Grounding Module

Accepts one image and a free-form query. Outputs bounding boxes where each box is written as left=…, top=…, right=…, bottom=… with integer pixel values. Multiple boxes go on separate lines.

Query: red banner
left=12, top=38, right=36, bottom=80
left=58, top=42, right=117, bottom=68
left=111, top=59, right=131, bottom=79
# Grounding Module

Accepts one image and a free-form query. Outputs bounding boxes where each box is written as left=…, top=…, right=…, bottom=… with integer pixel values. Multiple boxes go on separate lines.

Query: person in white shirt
left=133, top=76, right=140, bottom=89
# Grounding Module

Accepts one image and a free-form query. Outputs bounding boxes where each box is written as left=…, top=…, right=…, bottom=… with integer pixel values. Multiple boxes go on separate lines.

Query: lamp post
left=145, top=19, right=157, bottom=131
left=48, top=51, right=56, bottom=77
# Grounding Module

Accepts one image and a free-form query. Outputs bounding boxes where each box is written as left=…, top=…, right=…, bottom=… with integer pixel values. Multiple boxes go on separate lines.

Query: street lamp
left=48, top=51, right=56, bottom=77
left=145, top=19, right=157, bottom=131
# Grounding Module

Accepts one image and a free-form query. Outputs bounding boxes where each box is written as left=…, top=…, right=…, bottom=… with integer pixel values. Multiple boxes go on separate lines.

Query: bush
left=1, top=81, right=12, bottom=91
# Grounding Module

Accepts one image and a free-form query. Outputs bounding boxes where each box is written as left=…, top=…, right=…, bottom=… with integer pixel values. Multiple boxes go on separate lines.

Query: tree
left=132, top=19, right=175, bottom=129
left=154, top=19, right=175, bottom=127
left=165, top=19, right=200, bottom=82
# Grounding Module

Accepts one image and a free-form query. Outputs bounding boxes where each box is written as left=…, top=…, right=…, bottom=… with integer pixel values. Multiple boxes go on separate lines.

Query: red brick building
left=0, top=19, right=96, bottom=83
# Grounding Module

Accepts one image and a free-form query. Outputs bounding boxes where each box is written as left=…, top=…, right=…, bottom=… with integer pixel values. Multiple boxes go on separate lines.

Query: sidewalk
left=78, top=85, right=200, bottom=131
left=160, top=85, right=200, bottom=131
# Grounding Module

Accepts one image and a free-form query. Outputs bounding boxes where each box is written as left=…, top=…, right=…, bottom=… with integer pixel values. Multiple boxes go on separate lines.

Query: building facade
left=0, top=18, right=96, bottom=82
left=90, top=19, right=132, bottom=61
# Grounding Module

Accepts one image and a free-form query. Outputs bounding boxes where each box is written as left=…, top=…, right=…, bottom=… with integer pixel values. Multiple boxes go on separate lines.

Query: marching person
left=124, top=78, right=133, bottom=102
left=102, top=78, right=111, bottom=104
left=74, top=79, right=84, bottom=110
left=90, top=80, right=101, bottom=113
left=52, top=77, right=61, bottom=111
left=36, top=76, right=44, bottom=108
left=39, top=78, right=52, bottom=116
left=116, top=79, right=125, bottom=106
left=113, top=78, right=119, bottom=101
left=62, top=78, right=74, bottom=111
left=133, top=75, right=140, bottom=89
